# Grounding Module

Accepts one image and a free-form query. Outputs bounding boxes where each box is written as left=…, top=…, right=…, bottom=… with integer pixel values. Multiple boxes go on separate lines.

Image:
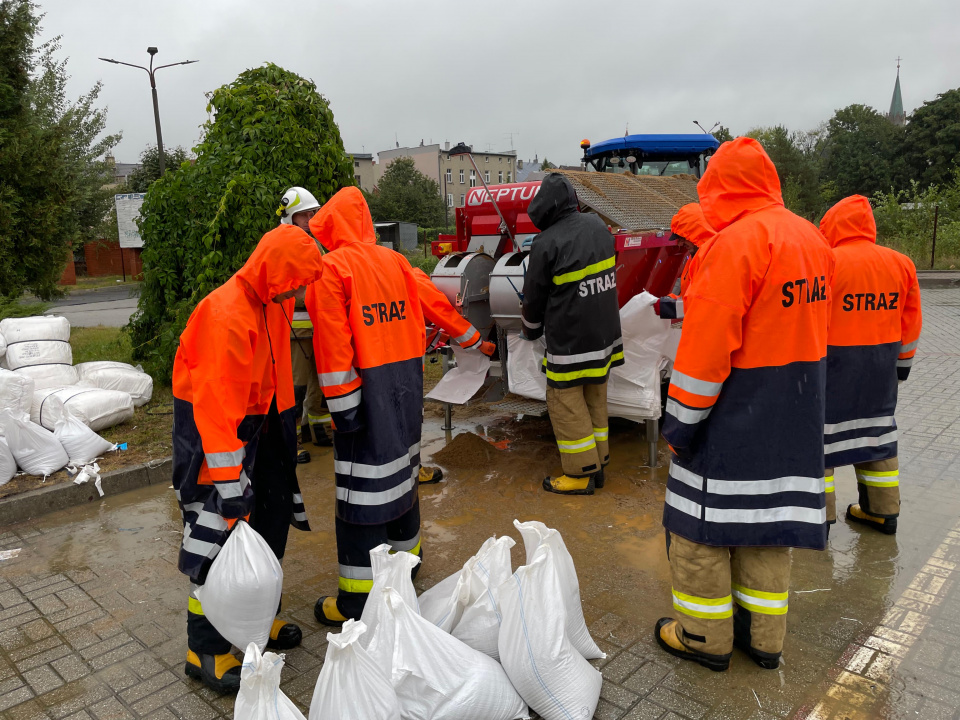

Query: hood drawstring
left=261, top=304, right=276, bottom=366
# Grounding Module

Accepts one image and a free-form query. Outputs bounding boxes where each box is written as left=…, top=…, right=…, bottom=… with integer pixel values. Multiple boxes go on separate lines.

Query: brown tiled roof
left=551, top=170, right=699, bottom=231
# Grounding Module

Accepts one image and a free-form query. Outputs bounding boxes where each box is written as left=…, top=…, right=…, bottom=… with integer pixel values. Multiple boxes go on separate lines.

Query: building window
left=484, top=171, right=490, bottom=183
left=499, top=157, right=502, bottom=163
left=498, top=171, right=503, bottom=183
left=469, top=170, right=476, bottom=188
left=446, top=169, right=452, bottom=183
left=447, top=194, right=454, bottom=207
left=355, top=175, right=361, bottom=186
left=354, top=161, right=359, bottom=168
left=485, top=156, right=489, bottom=163
left=459, top=169, right=465, bottom=184
left=460, top=194, right=465, bottom=206
left=507, top=172, right=512, bottom=183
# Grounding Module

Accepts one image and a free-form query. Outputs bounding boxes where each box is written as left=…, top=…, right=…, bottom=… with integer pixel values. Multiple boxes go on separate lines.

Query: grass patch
left=70, top=326, right=134, bottom=365
left=73, top=275, right=140, bottom=291
left=0, top=297, right=50, bottom=320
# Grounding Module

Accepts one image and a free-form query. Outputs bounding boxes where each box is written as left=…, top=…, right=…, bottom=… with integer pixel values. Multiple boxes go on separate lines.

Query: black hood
left=528, top=174, right=578, bottom=230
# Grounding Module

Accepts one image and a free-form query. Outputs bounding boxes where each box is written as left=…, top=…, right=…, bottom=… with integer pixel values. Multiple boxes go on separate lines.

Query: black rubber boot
left=846, top=504, right=898, bottom=535
left=593, top=467, right=606, bottom=489
left=418, top=466, right=443, bottom=484
left=266, top=620, right=302, bottom=650
left=184, top=651, right=242, bottom=694
left=654, top=618, right=730, bottom=672
left=733, top=607, right=781, bottom=669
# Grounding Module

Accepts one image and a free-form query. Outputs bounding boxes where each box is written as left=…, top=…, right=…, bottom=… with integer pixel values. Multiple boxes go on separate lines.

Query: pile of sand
left=431, top=432, right=502, bottom=468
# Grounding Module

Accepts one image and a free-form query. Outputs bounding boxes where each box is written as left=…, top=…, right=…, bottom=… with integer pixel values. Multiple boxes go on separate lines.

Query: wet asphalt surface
left=0, top=288, right=959, bottom=719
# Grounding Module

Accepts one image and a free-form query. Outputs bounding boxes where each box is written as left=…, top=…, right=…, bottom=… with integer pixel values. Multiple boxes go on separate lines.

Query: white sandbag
left=506, top=333, right=546, bottom=401
left=4, top=338, right=72, bottom=371
left=0, top=367, right=34, bottom=422
left=452, top=536, right=515, bottom=660
left=196, top=521, right=283, bottom=653
left=32, top=386, right=134, bottom=431
left=418, top=536, right=515, bottom=659
left=377, top=588, right=528, bottom=720
left=0, top=436, right=15, bottom=486
left=0, top=332, right=6, bottom=358
left=0, top=412, right=68, bottom=477
left=498, top=545, right=602, bottom=720
left=74, top=361, right=140, bottom=377
left=308, top=619, right=401, bottom=720
left=359, top=543, right=421, bottom=647
left=235, top=642, right=306, bottom=720
left=0, top=316, right=70, bottom=343
left=79, top=367, right=153, bottom=406
left=15, top=364, right=79, bottom=390
left=52, top=401, right=116, bottom=465
left=514, top=519, right=603, bottom=660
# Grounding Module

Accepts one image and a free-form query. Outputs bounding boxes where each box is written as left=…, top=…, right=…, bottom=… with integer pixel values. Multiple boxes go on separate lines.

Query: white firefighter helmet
left=277, top=186, right=321, bottom=224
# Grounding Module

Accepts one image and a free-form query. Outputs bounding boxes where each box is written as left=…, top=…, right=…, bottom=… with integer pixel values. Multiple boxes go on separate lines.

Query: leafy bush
left=873, top=171, right=960, bottom=269
left=128, top=64, right=353, bottom=382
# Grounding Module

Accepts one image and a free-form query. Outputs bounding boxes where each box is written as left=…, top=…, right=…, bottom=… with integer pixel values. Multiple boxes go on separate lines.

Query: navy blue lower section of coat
left=662, top=360, right=827, bottom=550
left=333, top=356, right=423, bottom=525
left=824, top=342, right=899, bottom=467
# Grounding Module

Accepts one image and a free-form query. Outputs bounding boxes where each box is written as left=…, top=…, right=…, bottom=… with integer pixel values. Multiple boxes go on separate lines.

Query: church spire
left=887, top=57, right=906, bottom=126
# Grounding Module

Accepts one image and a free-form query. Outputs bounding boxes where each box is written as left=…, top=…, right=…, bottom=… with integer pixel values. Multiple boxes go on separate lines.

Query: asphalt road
left=44, top=286, right=139, bottom=327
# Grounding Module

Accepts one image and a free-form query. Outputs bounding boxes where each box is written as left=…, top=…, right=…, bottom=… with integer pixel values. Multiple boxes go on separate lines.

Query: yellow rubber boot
left=184, top=650, right=242, bottom=693
left=418, top=466, right=443, bottom=484
left=846, top=504, right=898, bottom=535
left=654, top=618, right=730, bottom=672
left=542, top=474, right=595, bottom=495
left=314, top=596, right=348, bottom=627
left=266, top=618, right=302, bottom=650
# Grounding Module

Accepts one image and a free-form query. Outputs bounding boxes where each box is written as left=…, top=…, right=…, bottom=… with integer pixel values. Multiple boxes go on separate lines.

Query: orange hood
left=236, top=224, right=323, bottom=304
left=670, top=203, right=715, bottom=248
left=698, top=137, right=783, bottom=232
left=308, top=186, right=377, bottom=252
left=819, top=195, right=877, bottom=249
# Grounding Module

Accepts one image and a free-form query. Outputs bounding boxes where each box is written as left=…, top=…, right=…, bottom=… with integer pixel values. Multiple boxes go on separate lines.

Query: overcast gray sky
left=38, top=0, right=960, bottom=167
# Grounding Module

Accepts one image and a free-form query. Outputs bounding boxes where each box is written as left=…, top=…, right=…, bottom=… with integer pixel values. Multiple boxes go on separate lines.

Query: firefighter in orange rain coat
left=412, top=266, right=495, bottom=484
left=655, top=138, right=835, bottom=673
left=655, top=203, right=717, bottom=320
left=819, top=195, right=922, bottom=535
left=305, top=188, right=427, bottom=626
left=172, top=225, right=323, bottom=693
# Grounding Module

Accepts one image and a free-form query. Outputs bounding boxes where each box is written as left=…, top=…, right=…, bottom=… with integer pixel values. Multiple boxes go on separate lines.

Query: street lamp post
left=99, top=48, right=198, bottom=175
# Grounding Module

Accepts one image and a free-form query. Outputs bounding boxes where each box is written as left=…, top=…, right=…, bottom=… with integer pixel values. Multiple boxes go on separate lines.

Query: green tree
left=126, top=144, right=192, bottom=192
left=366, top=157, right=445, bottom=226
left=128, top=63, right=353, bottom=382
left=904, top=88, right=960, bottom=188
left=746, top=125, right=821, bottom=218
left=0, top=0, right=119, bottom=299
left=540, top=157, right=557, bottom=170
left=820, top=104, right=907, bottom=203
left=712, top=126, right=734, bottom=143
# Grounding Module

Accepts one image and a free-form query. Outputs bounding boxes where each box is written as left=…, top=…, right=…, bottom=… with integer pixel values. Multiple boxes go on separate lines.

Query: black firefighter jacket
left=520, top=174, right=623, bottom=389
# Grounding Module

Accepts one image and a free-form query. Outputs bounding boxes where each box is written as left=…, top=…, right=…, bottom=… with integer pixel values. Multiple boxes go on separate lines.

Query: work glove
left=216, top=482, right=254, bottom=520
left=653, top=299, right=662, bottom=316
left=479, top=341, right=496, bottom=357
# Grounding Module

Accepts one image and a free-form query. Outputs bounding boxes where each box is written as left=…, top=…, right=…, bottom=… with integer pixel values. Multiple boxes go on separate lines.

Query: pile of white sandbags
left=0, top=316, right=78, bottom=389
left=0, top=368, right=34, bottom=423
left=304, top=521, right=603, bottom=720
left=33, top=386, right=134, bottom=432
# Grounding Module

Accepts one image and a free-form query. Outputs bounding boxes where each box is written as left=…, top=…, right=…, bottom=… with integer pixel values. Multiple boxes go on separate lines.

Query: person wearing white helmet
left=278, top=187, right=333, bottom=463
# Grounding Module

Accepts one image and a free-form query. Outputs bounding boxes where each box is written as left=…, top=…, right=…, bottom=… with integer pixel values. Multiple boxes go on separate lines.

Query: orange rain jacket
left=820, top=195, right=922, bottom=467
left=412, top=267, right=482, bottom=351
left=661, top=137, right=835, bottom=550
left=306, top=188, right=426, bottom=525
left=657, top=203, right=717, bottom=320
left=172, top=225, right=323, bottom=582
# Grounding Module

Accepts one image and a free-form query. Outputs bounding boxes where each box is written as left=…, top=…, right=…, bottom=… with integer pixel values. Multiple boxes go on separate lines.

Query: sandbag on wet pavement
left=308, top=619, right=400, bottom=720
left=235, top=642, right=305, bottom=720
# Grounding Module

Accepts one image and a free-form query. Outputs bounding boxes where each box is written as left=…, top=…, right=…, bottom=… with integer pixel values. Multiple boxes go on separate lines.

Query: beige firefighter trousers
left=668, top=532, right=791, bottom=657
left=825, top=456, right=900, bottom=523
left=291, top=338, right=332, bottom=443
left=545, top=381, right=609, bottom=478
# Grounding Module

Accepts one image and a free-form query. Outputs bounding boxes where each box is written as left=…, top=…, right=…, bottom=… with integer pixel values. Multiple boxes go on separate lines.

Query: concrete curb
left=917, top=272, right=960, bottom=289
left=0, top=457, right=172, bottom=527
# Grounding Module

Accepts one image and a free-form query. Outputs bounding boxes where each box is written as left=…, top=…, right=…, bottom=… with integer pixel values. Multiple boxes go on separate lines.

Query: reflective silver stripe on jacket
left=205, top=448, right=244, bottom=469
left=336, top=470, right=417, bottom=506
left=455, top=327, right=479, bottom=344
left=708, top=475, right=824, bottom=496
left=213, top=469, right=250, bottom=498
left=824, top=430, right=898, bottom=455
left=665, top=399, right=712, bottom=425
left=706, top=505, right=825, bottom=525
left=665, top=488, right=701, bottom=518
left=824, top=416, right=895, bottom=435
left=181, top=530, right=221, bottom=559
left=334, top=444, right=420, bottom=479
left=327, top=388, right=362, bottom=412
left=521, top=316, right=541, bottom=329
left=319, top=368, right=359, bottom=385
left=897, top=358, right=913, bottom=368
left=292, top=311, right=311, bottom=322
left=546, top=338, right=623, bottom=366
left=670, top=370, right=723, bottom=397
left=900, top=339, right=919, bottom=353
